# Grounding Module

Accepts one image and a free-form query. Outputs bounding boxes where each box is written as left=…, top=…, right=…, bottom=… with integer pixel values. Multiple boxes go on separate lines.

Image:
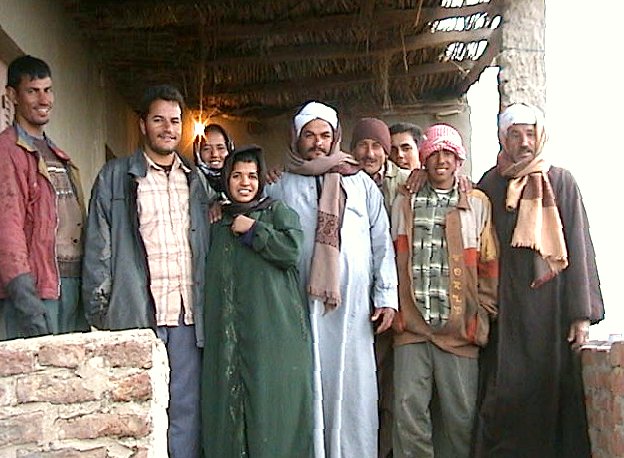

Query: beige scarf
left=286, top=123, right=359, bottom=310
left=497, top=105, right=568, bottom=287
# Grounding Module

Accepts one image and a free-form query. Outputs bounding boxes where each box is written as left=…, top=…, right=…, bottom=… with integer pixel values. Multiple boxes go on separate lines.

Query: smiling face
left=352, top=138, right=386, bottom=176
left=425, top=149, right=459, bottom=190
left=297, top=118, right=334, bottom=160
left=201, top=130, right=229, bottom=169
left=139, top=99, right=182, bottom=165
left=228, top=160, right=259, bottom=203
left=8, top=75, right=54, bottom=137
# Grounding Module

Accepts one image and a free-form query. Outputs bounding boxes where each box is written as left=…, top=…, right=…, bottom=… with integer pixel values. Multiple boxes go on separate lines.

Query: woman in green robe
left=201, top=145, right=313, bottom=458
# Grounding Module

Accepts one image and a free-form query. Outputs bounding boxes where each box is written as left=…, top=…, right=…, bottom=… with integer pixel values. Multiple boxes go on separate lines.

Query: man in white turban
left=266, top=100, right=398, bottom=458
left=473, top=103, right=604, bottom=458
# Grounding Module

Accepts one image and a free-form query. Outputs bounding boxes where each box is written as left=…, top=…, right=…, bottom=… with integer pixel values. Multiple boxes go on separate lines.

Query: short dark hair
left=389, top=122, right=424, bottom=145
left=7, top=55, right=51, bottom=89
left=138, top=84, right=185, bottom=119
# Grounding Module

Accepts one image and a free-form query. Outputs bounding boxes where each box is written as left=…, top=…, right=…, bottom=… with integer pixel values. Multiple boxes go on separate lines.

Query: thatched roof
left=62, top=0, right=502, bottom=119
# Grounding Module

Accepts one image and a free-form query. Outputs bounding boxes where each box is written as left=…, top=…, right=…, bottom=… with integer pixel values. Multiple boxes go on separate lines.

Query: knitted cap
left=419, top=124, right=467, bottom=164
left=350, top=117, right=391, bottom=155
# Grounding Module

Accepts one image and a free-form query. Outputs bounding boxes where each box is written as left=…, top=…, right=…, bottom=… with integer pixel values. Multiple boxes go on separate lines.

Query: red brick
left=17, top=372, right=100, bottom=404
left=0, top=378, right=15, bottom=406
left=609, top=427, right=624, bottom=456
left=111, top=372, right=152, bottom=402
left=18, top=447, right=108, bottom=457
left=132, top=448, right=149, bottom=458
left=611, top=369, right=624, bottom=395
left=0, top=411, right=44, bottom=447
left=38, top=343, right=86, bottom=368
left=96, top=341, right=153, bottom=369
left=0, top=348, right=36, bottom=376
left=610, top=342, right=624, bottom=367
left=56, top=412, right=151, bottom=440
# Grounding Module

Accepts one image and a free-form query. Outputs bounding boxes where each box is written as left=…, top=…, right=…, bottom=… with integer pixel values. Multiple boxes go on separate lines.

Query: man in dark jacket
left=82, top=85, right=209, bottom=458
left=0, top=55, right=88, bottom=340
left=473, top=103, right=604, bottom=458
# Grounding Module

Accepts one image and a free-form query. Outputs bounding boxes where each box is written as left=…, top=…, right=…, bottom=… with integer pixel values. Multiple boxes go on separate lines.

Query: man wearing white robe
left=265, top=101, right=398, bottom=458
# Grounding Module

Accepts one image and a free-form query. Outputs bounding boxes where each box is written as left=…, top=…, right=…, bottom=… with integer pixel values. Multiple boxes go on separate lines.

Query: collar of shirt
left=142, top=151, right=190, bottom=174
left=373, top=162, right=387, bottom=187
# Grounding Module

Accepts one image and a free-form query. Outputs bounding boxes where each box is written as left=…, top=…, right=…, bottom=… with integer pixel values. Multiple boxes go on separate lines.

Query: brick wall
left=582, top=340, right=624, bottom=458
left=0, top=329, right=169, bottom=458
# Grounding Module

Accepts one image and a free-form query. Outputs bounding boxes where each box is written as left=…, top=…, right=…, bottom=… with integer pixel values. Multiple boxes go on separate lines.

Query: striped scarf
left=497, top=107, right=568, bottom=287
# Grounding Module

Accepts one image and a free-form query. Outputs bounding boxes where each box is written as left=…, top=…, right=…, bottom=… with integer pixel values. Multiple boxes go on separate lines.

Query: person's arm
left=476, top=193, right=499, bottom=318
left=0, top=151, right=51, bottom=336
left=405, top=168, right=473, bottom=193
left=234, top=201, right=303, bottom=270
left=81, top=169, right=114, bottom=329
left=367, top=182, right=398, bottom=334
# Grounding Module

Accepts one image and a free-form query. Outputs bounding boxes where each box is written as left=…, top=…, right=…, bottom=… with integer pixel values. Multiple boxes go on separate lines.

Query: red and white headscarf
left=419, top=123, right=467, bottom=165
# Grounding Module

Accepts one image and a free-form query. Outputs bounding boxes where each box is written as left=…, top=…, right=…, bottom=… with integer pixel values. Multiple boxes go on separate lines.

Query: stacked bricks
left=0, top=329, right=169, bottom=458
left=582, top=340, right=624, bottom=458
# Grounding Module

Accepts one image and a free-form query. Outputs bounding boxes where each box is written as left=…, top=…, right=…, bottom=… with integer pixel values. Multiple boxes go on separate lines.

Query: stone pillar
left=498, top=0, right=546, bottom=111
left=0, top=329, right=169, bottom=457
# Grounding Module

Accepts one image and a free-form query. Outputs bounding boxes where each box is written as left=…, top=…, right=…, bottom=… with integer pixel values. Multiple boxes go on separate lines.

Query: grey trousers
left=393, top=342, right=478, bottom=458
left=2, top=277, right=88, bottom=340
left=156, top=317, right=202, bottom=458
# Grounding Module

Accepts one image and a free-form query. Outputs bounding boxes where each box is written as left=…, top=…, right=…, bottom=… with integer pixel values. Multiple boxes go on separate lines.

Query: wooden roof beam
left=456, top=26, right=502, bottom=95
left=207, top=60, right=473, bottom=99
left=196, top=27, right=496, bottom=68
left=76, top=3, right=499, bottom=38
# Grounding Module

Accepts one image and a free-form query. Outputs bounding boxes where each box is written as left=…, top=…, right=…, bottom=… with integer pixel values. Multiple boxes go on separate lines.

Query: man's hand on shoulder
left=266, top=164, right=284, bottom=184
left=371, top=307, right=396, bottom=334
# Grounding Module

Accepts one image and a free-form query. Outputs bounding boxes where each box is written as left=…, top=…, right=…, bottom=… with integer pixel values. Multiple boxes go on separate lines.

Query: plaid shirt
left=411, top=184, right=458, bottom=327
left=137, top=152, right=193, bottom=326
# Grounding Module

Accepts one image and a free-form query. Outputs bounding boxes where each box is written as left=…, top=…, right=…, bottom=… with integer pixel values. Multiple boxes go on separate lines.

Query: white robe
left=266, top=171, right=398, bottom=458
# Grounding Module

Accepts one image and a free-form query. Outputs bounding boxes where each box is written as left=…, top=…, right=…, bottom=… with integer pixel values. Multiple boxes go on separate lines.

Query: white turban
left=498, top=103, right=543, bottom=140
left=293, top=101, right=339, bottom=138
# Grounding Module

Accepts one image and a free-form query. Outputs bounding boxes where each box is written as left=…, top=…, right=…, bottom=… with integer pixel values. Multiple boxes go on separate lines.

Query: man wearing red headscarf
left=391, top=123, right=499, bottom=458
left=473, top=103, right=604, bottom=458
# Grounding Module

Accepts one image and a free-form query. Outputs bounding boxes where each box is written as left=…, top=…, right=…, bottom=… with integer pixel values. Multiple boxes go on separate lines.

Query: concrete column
left=498, top=0, right=546, bottom=111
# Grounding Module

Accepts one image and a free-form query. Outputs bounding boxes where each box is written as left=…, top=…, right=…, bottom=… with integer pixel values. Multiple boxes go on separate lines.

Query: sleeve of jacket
left=81, top=168, right=113, bottom=329
left=367, top=179, right=399, bottom=310
left=476, top=191, right=499, bottom=318
left=556, top=169, right=604, bottom=324
left=0, top=150, right=32, bottom=287
left=251, top=200, right=303, bottom=270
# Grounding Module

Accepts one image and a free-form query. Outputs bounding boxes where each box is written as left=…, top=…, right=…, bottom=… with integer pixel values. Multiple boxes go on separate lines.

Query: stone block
left=38, top=343, right=86, bottom=368
left=16, top=372, right=100, bottom=404
left=57, top=412, right=151, bottom=440
left=0, top=348, right=36, bottom=377
left=0, top=411, right=44, bottom=447
left=111, top=372, right=152, bottom=402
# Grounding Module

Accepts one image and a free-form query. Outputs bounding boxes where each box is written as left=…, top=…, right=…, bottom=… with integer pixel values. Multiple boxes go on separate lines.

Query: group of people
left=0, top=54, right=604, bottom=458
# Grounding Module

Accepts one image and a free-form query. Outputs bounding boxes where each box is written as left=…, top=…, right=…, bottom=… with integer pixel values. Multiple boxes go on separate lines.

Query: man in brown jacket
left=391, top=124, right=498, bottom=458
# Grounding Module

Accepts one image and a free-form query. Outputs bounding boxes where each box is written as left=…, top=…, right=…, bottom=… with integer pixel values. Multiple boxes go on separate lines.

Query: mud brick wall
left=582, top=340, right=624, bottom=458
left=0, top=329, right=169, bottom=458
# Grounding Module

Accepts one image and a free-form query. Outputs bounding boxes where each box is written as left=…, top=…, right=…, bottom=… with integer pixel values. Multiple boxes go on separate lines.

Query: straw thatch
left=62, top=0, right=502, bottom=119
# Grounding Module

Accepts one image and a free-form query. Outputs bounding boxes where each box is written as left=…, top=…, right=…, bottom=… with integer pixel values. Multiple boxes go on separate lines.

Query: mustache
left=307, top=146, right=329, bottom=154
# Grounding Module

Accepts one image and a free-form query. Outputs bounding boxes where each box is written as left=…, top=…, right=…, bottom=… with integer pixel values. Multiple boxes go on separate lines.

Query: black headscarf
left=221, top=145, right=274, bottom=216
left=194, top=124, right=234, bottom=194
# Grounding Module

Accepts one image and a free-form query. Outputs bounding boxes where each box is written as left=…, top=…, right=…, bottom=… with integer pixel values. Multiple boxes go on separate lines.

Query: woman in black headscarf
left=194, top=123, right=234, bottom=194
left=201, top=145, right=313, bottom=458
